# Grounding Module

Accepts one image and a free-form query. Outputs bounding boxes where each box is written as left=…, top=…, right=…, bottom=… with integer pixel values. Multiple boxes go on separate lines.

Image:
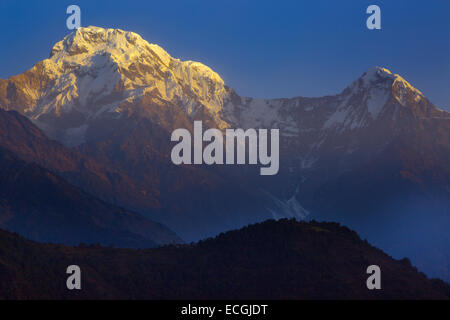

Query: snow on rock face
left=358, top=66, right=425, bottom=107
left=23, top=26, right=227, bottom=125
left=223, top=66, right=432, bottom=138
left=321, top=67, right=429, bottom=131
left=1, top=25, right=440, bottom=149
left=360, top=67, right=396, bottom=86
left=367, top=86, right=390, bottom=119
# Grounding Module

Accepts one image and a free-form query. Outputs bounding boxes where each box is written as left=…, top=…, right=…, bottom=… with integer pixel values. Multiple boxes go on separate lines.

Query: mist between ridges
left=171, top=121, right=279, bottom=176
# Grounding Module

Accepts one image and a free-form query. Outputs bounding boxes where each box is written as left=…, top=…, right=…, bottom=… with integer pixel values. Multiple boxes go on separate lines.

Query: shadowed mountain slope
left=0, top=146, right=180, bottom=247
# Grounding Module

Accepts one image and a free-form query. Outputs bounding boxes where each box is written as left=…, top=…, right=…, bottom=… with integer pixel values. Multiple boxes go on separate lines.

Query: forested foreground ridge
left=0, top=219, right=448, bottom=300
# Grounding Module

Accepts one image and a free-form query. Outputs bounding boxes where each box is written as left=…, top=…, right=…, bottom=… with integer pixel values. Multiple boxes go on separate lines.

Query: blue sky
left=0, top=0, right=449, bottom=108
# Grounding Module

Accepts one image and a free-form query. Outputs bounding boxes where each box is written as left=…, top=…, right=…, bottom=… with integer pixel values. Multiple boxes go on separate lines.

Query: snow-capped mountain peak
left=3, top=26, right=227, bottom=142
left=317, top=66, right=431, bottom=131
left=50, top=26, right=149, bottom=58
left=351, top=66, right=425, bottom=107
left=360, top=66, right=396, bottom=85
left=1, top=28, right=446, bottom=148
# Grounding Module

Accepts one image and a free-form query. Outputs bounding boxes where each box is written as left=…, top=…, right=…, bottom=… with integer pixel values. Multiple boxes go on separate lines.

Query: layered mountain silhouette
left=0, top=109, right=162, bottom=211
left=0, top=144, right=180, bottom=247
left=0, top=26, right=448, bottom=281
left=0, top=111, right=180, bottom=247
left=0, top=219, right=448, bottom=299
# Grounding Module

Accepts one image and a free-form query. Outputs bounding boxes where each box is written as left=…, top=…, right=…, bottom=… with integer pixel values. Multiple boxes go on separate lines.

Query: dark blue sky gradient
left=0, top=0, right=449, bottom=108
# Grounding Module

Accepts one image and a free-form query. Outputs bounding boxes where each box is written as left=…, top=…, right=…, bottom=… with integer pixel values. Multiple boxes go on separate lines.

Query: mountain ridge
left=0, top=144, right=181, bottom=248
left=0, top=26, right=448, bottom=281
left=2, top=26, right=448, bottom=146
left=0, top=219, right=448, bottom=299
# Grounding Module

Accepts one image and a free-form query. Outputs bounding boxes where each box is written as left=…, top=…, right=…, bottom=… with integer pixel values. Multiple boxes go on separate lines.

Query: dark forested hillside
left=0, top=146, right=181, bottom=248
left=0, top=219, right=448, bottom=300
